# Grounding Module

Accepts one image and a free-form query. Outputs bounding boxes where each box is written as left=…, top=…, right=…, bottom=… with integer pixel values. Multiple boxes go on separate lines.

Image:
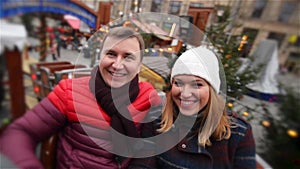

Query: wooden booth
left=0, top=20, right=27, bottom=120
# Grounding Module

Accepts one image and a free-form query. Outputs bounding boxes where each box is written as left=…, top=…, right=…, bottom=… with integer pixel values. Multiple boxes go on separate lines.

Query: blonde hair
left=158, top=87, right=231, bottom=147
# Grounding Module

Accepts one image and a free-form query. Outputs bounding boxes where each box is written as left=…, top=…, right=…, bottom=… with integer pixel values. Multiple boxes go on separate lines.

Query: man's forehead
left=102, top=37, right=141, bottom=56
left=103, top=37, right=137, bottom=47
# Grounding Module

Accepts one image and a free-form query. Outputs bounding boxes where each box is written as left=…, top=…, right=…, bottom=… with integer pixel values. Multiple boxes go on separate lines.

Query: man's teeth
left=112, top=73, right=124, bottom=77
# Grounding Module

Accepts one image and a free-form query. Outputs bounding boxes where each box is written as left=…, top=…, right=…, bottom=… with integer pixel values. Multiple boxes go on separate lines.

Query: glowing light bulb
left=243, top=111, right=249, bottom=117
left=227, top=102, right=233, bottom=108
left=262, top=120, right=270, bottom=127
left=287, top=129, right=298, bottom=138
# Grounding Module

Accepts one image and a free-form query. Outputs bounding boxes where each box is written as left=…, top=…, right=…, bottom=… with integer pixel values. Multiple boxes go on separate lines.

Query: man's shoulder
left=58, top=76, right=90, bottom=87
left=138, top=81, right=154, bottom=89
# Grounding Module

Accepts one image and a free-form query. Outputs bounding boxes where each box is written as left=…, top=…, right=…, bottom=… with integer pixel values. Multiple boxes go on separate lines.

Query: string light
left=238, top=35, right=248, bottom=51
left=227, top=102, right=233, bottom=108
left=287, top=129, right=298, bottom=138
left=225, top=54, right=232, bottom=59
left=242, top=111, right=249, bottom=117
left=262, top=120, right=271, bottom=127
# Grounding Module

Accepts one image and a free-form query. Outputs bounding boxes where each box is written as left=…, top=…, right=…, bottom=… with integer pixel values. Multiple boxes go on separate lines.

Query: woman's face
left=99, top=37, right=142, bottom=88
left=171, top=75, right=210, bottom=116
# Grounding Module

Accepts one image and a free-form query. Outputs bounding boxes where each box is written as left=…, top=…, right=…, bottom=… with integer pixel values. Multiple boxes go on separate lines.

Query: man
left=0, top=27, right=162, bottom=169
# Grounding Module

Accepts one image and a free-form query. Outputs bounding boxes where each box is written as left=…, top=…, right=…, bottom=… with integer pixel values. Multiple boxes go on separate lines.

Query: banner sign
left=0, top=0, right=97, bottom=28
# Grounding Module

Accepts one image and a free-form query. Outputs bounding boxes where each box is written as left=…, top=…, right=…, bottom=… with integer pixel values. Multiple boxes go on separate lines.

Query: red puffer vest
left=0, top=76, right=161, bottom=169
left=48, top=77, right=161, bottom=169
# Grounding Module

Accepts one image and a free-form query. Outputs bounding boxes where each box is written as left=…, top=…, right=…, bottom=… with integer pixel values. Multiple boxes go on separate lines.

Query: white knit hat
left=171, top=46, right=221, bottom=93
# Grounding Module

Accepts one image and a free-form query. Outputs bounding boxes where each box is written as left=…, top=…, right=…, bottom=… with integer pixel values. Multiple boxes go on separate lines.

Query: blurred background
left=0, top=0, right=299, bottom=168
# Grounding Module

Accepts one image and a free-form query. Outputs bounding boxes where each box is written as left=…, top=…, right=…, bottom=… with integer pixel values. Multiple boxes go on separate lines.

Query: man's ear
left=137, top=63, right=142, bottom=73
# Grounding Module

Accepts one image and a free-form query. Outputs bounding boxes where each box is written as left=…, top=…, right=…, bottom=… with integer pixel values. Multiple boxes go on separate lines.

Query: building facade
left=234, top=0, right=300, bottom=74
left=83, top=0, right=300, bottom=74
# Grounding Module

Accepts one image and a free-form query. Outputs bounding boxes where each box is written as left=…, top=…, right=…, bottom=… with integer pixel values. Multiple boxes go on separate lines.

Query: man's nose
left=112, top=56, right=124, bottom=69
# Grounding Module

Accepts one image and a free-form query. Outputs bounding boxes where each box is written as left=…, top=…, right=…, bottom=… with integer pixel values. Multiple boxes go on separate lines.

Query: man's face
left=99, top=37, right=142, bottom=88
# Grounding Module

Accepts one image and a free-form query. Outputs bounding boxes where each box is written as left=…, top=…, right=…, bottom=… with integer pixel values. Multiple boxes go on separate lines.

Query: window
left=168, top=1, right=182, bottom=15
left=267, top=32, right=285, bottom=47
left=241, top=28, right=259, bottom=55
left=242, top=28, right=258, bottom=43
left=190, top=2, right=203, bottom=8
left=179, top=15, right=193, bottom=38
left=151, top=0, right=162, bottom=12
left=290, top=52, right=300, bottom=59
left=294, top=37, right=300, bottom=47
left=289, top=35, right=300, bottom=47
left=286, top=52, right=300, bottom=72
left=278, top=1, right=296, bottom=23
left=251, top=0, right=267, bottom=18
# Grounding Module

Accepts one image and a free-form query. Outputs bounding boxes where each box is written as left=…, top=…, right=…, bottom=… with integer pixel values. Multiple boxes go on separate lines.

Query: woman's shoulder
left=228, top=111, right=252, bottom=135
left=226, top=111, right=256, bottom=157
left=228, top=111, right=250, bottom=124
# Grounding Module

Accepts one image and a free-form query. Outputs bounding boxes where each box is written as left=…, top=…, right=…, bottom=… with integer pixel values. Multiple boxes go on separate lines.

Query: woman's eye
left=173, top=81, right=183, bottom=87
left=191, top=83, right=203, bottom=88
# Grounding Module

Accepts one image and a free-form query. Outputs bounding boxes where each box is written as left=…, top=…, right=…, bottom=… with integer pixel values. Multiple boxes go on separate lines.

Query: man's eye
left=124, top=54, right=135, bottom=61
left=106, top=51, right=116, bottom=57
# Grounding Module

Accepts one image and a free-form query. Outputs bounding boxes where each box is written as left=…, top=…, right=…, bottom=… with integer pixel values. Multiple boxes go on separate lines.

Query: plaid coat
left=130, top=112, right=256, bottom=169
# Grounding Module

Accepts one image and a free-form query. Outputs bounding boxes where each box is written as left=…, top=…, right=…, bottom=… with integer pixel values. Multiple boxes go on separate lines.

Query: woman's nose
left=181, top=86, right=193, bottom=98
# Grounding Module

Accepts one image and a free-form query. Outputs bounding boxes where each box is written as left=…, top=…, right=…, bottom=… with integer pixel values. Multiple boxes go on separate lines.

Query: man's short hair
left=100, top=26, right=145, bottom=60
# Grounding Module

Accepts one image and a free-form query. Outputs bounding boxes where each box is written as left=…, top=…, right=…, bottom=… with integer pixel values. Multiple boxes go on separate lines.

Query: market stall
left=0, top=19, right=27, bottom=119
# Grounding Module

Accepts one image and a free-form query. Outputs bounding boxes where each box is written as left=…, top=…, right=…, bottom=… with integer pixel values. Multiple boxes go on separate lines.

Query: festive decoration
left=227, top=102, right=233, bottom=108
left=242, top=111, right=249, bottom=117
left=288, top=35, right=298, bottom=44
left=262, top=120, right=271, bottom=127
left=204, top=7, right=259, bottom=99
left=287, top=129, right=298, bottom=138
left=238, top=35, right=248, bottom=51
left=259, top=87, right=300, bottom=168
left=203, top=7, right=300, bottom=168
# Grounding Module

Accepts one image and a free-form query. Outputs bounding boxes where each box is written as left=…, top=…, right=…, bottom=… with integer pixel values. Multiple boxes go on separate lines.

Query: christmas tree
left=204, top=7, right=259, bottom=99
left=260, top=87, right=300, bottom=168
left=203, top=7, right=300, bottom=168
left=164, top=7, right=259, bottom=98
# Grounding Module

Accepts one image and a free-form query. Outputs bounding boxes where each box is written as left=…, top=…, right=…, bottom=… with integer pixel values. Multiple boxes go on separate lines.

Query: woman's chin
left=179, top=109, right=198, bottom=116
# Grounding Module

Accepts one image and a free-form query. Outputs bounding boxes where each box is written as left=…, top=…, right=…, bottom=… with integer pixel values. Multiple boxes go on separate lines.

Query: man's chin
left=110, top=81, right=127, bottom=88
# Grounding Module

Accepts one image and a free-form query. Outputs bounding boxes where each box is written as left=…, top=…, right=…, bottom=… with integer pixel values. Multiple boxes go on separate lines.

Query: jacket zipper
left=198, top=145, right=202, bottom=153
left=115, top=156, right=121, bottom=169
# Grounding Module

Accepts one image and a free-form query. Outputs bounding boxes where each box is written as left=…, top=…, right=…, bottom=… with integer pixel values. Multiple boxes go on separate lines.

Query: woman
left=130, top=46, right=256, bottom=169
left=0, top=27, right=162, bottom=169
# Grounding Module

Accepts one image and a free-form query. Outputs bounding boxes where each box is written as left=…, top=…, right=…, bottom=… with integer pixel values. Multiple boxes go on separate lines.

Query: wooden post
left=96, top=2, right=112, bottom=29
left=188, top=7, right=214, bottom=31
left=23, top=44, right=29, bottom=60
left=39, top=14, right=47, bottom=62
left=5, top=47, right=26, bottom=119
